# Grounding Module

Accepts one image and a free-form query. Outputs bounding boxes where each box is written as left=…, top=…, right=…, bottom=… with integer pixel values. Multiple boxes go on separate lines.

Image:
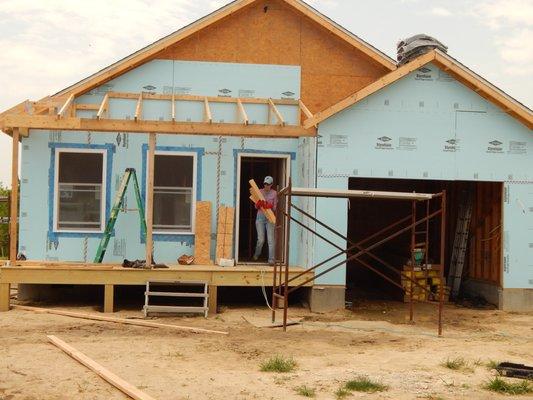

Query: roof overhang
left=304, top=50, right=533, bottom=130
left=1, top=92, right=316, bottom=139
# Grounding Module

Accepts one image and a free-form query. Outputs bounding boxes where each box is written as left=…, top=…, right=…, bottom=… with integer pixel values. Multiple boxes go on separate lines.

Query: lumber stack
left=401, top=266, right=450, bottom=302
left=248, top=179, right=276, bottom=224
left=194, top=201, right=212, bottom=265
left=216, top=205, right=235, bottom=262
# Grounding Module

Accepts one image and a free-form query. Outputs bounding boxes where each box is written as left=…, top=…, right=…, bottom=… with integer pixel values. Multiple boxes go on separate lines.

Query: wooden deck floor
left=0, top=261, right=314, bottom=312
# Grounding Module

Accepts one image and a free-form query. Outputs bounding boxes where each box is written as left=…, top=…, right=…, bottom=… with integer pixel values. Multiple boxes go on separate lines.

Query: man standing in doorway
left=253, top=176, right=278, bottom=265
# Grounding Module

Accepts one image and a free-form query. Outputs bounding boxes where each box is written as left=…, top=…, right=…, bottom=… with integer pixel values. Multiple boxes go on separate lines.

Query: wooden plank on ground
left=47, top=335, right=157, bottom=400
left=14, top=305, right=228, bottom=335
left=249, top=179, right=276, bottom=223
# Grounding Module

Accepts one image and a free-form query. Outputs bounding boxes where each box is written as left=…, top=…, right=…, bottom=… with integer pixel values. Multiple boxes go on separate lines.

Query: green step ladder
left=94, top=168, right=147, bottom=263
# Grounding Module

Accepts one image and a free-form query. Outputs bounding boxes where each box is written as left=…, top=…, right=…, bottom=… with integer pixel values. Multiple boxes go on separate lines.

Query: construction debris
left=48, top=335, right=157, bottom=400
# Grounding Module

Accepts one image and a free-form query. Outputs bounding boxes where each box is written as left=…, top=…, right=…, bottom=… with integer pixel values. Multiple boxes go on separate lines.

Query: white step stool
left=143, top=280, right=209, bottom=318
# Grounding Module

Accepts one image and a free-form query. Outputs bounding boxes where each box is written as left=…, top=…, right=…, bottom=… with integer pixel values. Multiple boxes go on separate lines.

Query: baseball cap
left=263, top=176, right=273, bottom=185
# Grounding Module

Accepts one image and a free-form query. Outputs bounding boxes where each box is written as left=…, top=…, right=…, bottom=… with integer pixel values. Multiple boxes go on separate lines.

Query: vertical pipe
left=409, top=200, right=416, bottom=322
left=283, top=178, right=292, bottom=331
left=438, top=190, right=447, bottom=336
left=9, top=128, right=20, bottom=264
left=271, top=193, right=281, bottom=323
left=146, top=133, right=156, bottom=266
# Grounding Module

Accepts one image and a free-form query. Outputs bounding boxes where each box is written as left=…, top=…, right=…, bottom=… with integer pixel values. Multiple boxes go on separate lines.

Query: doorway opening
left=346, top=177, right=503, bottom=302
left=236, top=155, right=289, bottom=264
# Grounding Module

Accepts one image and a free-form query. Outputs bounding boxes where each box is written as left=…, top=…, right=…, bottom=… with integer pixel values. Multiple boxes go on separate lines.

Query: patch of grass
left=344, top=376, right=388, bottom=393
left=295, top=385, right=316, bottom=398
left=260, top=355, right=297, bottom=373
left=484, top=377, right=533, bottom=395
left=441, top=357, right=467, bottom=370
left=473, top=358, right=483, bottom=367
left=486, top=360, right=500, bottom=370
left=334, top=387, right=351, bottom=399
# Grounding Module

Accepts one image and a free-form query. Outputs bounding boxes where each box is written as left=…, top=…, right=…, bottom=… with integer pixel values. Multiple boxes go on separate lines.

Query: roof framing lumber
left=171, top=92, right=176, bottom=121
left=268, top=98, right=285, bottom=126
left=237, top=99, right=249, bottom=125
left=96, top=93, right=110, bottom=120
left=4, top=114, right=315, bottom=138
left=134, top=93, right=143, bottom=122
left=305, top=50, right=533, bottom=129
left=56, top=94, right=75, bottom=119
left=204, top=97, right=212, bottom=123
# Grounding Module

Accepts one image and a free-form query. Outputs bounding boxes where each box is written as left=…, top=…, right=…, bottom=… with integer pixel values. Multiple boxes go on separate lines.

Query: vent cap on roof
left=397, top=34, right=448, bottom=65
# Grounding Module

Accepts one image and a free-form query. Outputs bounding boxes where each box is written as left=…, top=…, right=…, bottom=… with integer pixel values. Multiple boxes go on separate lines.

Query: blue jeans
left=254, top=213, right=275, bottom=263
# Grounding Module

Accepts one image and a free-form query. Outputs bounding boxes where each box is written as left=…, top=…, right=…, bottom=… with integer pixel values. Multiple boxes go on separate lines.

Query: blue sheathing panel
left=19, top=60, right=303, bottom=266
left=503, top=182, right=533, bottom=289
left=316, top=63, right=532, bottom=286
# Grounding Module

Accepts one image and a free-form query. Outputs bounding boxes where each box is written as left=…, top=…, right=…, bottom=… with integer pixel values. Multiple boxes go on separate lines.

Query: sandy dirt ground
left=1, top=299, right=532, bottom=400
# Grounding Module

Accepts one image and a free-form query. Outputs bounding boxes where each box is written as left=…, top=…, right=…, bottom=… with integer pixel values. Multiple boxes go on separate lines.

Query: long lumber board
left=14, top=305, right=228, bottom=335
left=48, top=335, right=156, bottom=400
left=248, top=179, right=276, bottom=224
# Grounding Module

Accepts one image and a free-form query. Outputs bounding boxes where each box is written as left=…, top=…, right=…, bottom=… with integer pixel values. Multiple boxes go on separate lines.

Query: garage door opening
left=236, top=155, right=289, bottom=264
left=347, top=177, right=503, bottom=302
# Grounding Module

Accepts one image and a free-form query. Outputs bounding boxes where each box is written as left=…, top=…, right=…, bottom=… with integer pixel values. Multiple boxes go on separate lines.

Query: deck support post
left=0, top=283, right=10, bottom=311
left=208, top=285, right=217, bottom=315
left=104, top=284, right=114, bottom=313
left=10, top=128, right=20, bottom=264
left=146, top=133, right=156, bottom=266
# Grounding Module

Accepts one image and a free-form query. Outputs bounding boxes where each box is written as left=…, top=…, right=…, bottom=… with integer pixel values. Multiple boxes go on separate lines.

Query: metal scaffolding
left=271, top=179, right=447, bottom=335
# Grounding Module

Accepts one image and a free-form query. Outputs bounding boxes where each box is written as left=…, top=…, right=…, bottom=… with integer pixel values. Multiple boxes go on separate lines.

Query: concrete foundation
left=500, top=289, right=533, bottom=312
left=308, top=285, right=345, bottom=313
left=463, top=280, right=533, bottom=311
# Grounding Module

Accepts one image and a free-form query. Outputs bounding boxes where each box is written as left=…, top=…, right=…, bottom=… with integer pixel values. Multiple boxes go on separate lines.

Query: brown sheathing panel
left=155, top=0, right=389, bottom=113
left=467, top=182, right=502, bottom=286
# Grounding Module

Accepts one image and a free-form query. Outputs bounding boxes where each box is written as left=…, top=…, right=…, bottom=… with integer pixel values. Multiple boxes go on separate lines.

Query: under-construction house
left=0, top=0, right=532, bottom=316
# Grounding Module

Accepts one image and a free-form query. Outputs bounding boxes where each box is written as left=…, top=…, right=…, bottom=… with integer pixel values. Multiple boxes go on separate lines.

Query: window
left=55, top=150, right=105, bottom=231
left=152, top=153, right=195, bottom=233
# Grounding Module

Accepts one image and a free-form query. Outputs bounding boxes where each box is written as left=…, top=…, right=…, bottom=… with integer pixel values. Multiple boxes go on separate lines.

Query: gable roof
left=50, top=0, right=396, bottom=99
left=304, top=49, right=533, bottom=130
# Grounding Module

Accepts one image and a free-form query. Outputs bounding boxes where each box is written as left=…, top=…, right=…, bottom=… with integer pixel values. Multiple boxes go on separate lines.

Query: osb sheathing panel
left=156, top=0, right=389, bottom=113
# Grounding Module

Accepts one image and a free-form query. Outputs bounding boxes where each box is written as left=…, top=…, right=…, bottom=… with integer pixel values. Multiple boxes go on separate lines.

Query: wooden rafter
left=204, top=97, right=212, bottom=123
left=4, top=114, right=315, bottom=138
left=57, top=94, right=75, bottom=119
left=75, top=104, right=100, bottom=111
left=96, top=93, right=110, bottom=120
left=107, top=91, right=299, bottom=105
left=171, top=92, right=176, bottom=121
left=237, top=99, right=248, bottom=125
left=299, top=100, right=313, bottom=119
left=268, top=98, right=285, bottom=126
left=134, top=93, right=143, bottom=122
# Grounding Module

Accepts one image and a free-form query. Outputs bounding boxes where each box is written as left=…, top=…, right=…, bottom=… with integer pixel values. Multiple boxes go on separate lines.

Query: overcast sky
left=1, top=0, right=532, bottom=187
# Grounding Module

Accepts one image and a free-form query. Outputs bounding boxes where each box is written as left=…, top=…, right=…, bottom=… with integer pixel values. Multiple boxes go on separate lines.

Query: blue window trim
left=141, top=144, right=204, bottom=244
left=232, top=148, right=296, bottom=206
left=47, top=142, right=115, bottom=242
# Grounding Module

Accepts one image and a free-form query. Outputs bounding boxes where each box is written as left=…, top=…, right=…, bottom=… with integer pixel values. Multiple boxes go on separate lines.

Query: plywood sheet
left=215, top=205, right=235, bottom=262
left=194, top=201, right=212, bottom=265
